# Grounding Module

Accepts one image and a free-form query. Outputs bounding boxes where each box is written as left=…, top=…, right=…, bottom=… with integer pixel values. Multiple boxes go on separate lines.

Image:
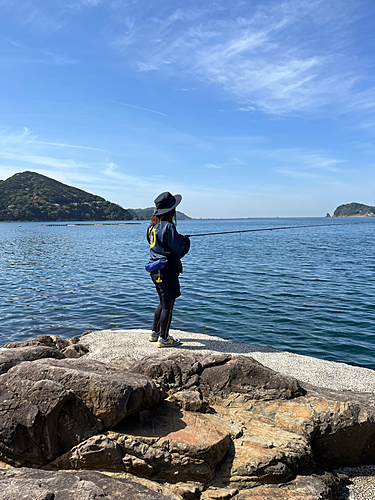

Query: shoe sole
left=148, top=337, right=158, bottom=342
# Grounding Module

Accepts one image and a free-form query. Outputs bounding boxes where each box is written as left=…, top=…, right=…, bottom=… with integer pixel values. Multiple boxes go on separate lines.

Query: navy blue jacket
left=147, top=221, right=190, bottom=274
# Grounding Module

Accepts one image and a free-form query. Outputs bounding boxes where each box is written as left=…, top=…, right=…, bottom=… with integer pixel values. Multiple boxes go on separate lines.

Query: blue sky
left=1, top=0, right=375, bottom=218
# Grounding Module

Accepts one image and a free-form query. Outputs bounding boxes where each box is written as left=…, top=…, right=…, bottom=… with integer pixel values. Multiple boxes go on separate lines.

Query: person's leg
left=158, top=299, right=175, bottom=339
left=151, top=268, right=181, bottom=347
left=152, top=302, right=162, bottom=333
left=149, top=275, right=162, bottom=342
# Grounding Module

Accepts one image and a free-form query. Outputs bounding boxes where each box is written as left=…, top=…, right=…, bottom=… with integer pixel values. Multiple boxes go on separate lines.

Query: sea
left=1, top=217, right=374, bottom=370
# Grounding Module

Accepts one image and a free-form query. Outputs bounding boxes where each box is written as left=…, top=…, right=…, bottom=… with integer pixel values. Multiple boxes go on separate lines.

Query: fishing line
left=185, top=221, right=369, bottom=238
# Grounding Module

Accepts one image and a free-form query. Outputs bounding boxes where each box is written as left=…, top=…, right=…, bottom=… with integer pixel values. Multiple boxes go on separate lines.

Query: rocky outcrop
left=333, top=202, right=375, bottom=217
left=0, top=356, right=164, bottom=466
left=231, top=473, right=345, bottom=499
left=3, top=334, right=89, bottom=358
left=0, top=345, right=65, bottom=374
left=129, top=353, right=304, bottom=402
left=0, top=468, right=177, bottom=499
left=51, top=401, right=234, bottom=483
left=0, top=346, right=374, bottom=499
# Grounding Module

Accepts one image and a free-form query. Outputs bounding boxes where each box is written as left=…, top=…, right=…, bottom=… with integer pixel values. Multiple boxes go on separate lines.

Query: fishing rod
left=185, top=221, right=364, bottom=238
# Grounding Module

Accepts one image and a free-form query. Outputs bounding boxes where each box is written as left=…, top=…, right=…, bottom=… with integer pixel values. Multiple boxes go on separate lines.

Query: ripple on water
left=0, top=218, right=375, bottom=369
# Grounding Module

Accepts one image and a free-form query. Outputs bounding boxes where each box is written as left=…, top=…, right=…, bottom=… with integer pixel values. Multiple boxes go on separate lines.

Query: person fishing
left=145, top=192, right=190, bottom=347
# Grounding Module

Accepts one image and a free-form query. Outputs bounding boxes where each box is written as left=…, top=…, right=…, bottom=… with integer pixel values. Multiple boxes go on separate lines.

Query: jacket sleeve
left=165, top=223, right=190, bottom=259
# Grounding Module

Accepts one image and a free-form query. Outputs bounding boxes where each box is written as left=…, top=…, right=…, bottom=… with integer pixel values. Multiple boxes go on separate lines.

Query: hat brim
left=154, top=194, right=182, bottom=216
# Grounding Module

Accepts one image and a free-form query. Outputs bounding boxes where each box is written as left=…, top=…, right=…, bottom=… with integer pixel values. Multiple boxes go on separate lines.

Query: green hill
left=127, top=207, right=191, bottom=220
left=0, top=171, right=133, bottom=222
left=333, top=202, right=375, bottom=217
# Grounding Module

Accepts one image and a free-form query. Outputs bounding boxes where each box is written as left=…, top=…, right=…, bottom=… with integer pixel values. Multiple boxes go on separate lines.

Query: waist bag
left=145, top=259, right=168, bottom=272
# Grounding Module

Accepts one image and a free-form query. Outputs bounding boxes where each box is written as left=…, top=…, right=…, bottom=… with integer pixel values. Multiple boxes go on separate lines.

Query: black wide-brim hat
left=153, top=191, right=182, bottom=216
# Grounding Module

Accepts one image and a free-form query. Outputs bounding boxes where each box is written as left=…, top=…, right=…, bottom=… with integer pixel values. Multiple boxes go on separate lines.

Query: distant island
left=333, top=202, right=375, bottom=217
left=0, top=172, right=191, bottom=222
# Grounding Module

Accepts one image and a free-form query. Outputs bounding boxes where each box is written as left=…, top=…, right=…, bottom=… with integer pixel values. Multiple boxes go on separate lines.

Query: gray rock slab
left=129, top=353, right=304, bottom=401
left=2, top=357, right=165, bottom=428
left=0, top=468, right=175, bottom=499
left=0, top=346, right=65, bottom=374
left=0, top=357, right=164, bottom=466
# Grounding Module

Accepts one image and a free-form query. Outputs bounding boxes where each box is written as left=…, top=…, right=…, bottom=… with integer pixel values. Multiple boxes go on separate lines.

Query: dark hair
left=150, top=208, right=176, bottom=226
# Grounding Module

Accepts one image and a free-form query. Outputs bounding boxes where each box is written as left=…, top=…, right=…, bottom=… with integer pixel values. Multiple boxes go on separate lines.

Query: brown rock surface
left=221, top=417, right=311, bottom=487
left=1, top=345, right=374, bottom=499
left=232, top=473, right=346, bottom=499
left=51, top=401, right=232, bottom=483
left=235, top=384, right=375, bottom=468
left=168, top=390, right=209, bottom=413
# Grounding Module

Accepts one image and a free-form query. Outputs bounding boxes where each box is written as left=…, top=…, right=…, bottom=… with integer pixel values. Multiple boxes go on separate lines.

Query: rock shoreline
left=0, top=330, right=374, bottom=499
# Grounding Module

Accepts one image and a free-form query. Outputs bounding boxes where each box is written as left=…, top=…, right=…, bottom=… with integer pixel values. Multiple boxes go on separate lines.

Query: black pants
left=151, top=268, right=180, bottom=339
left=152, top=298, right=175, bottom=339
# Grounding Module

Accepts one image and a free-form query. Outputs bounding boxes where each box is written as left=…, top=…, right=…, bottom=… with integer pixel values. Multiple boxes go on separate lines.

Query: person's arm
left=165, top=223, right=190, bottom=259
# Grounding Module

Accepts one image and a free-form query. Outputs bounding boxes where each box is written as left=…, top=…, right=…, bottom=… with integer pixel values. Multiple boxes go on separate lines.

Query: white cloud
left=110, top=0, right=370, bottom=116
left=204, top=163, right=221, bottom=169
left=137, top=62, right=160, bottom=72
left=261, top=148, right=347, bottom=172
left=0, top=151, right=91, bottom=170
left=274, top=169, right=323, bottom=180
left=229, top=157, right=246, bottom=166
left=0, top=127, right=105, bottom=151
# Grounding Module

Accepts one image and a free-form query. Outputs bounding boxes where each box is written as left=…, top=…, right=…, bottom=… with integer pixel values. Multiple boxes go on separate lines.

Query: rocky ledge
left=0, top=334, right=375, bottom=499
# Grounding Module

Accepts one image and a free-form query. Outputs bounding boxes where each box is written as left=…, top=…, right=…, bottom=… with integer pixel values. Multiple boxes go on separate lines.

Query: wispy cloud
left=262, top=148, right=347, bottom=172
left=0, top=128, right=105, bottom=151
left=109, top=0, right=370, bottom=116
left=203, top=157, right=247, bottom=169
left=111, top=100, right=167, bottom=116
left=5, top=1, right=67, bottom=33
left=37, top=141, right=106, bottom=152
left=0, top=151, right=91, bottom=170
left=204, top=163, right=221, bottom=169
left=274, top=169, right=324, bottom=180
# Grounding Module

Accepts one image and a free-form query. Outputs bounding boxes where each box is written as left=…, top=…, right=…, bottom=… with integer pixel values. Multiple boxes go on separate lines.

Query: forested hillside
left=0, top=171, right=133, bottom=222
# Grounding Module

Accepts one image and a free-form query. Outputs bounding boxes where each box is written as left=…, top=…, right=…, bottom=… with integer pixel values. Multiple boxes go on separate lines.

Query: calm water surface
left=1, top=218, right=374, bottom=369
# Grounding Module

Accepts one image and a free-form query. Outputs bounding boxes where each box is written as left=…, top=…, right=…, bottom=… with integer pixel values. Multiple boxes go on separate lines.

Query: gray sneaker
left=148, top=331, right=159, bottom=342
left=156, top=336, right=182, bottom=348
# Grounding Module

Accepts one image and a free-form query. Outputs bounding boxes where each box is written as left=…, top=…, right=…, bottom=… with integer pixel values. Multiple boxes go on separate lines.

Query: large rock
left=129, top=354, right=304, bottom=402
left=0, top=468, right=177, bottom=499
left=219, top=417, right=312, bottom=487
left=0, top=357, right=164, bottom=466
left=1, top=357, right=164, bottom=428
left=0, top=374, right=103, bottom=466
left=51, top=401, right=233, bottom=483
left=199, top=356, right=303, bottom=401
left=233, top=384, right=375, bottom=468
left=0, top=344, right=373, bottom=499
left=303, top=384, right=375, bottom=468
left=2, top=334, right=89, bottom=358
left=231, top=473, right=346, bottom=500
left=0, top=346, right=65, bottom=374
